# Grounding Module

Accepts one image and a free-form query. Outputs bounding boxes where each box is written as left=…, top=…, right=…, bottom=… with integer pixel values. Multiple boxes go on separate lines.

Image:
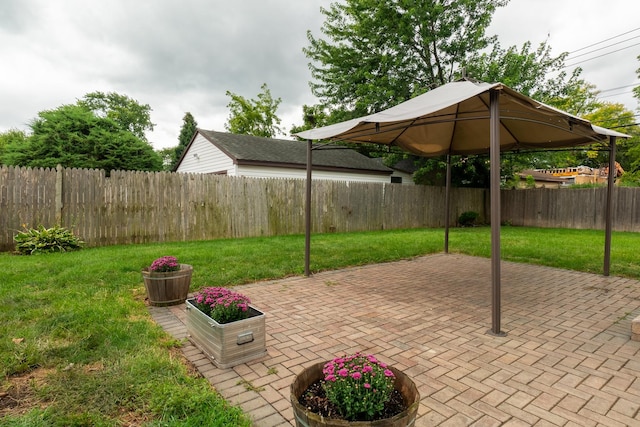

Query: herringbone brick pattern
left=150, top=254, right=640, bottom=426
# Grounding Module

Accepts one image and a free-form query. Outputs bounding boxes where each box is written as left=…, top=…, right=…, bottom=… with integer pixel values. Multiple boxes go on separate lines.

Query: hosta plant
left=14, top=224, right=84, bottom=255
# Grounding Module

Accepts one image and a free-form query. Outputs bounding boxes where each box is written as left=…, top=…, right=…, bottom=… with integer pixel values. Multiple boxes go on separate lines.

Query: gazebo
left=294, top=80, right=630, bottom=336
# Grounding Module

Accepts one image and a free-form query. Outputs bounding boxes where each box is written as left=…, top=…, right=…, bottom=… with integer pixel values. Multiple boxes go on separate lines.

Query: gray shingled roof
left=198, top=130, right=392, bottom=174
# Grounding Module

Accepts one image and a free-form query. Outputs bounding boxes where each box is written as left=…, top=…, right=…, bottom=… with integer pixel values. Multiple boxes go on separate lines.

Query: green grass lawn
left=1, top=226, right=638, bottom=425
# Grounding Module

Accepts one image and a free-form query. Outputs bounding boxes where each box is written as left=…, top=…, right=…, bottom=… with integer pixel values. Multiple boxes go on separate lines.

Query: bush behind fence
left=1, top=165, right=638, bottom=252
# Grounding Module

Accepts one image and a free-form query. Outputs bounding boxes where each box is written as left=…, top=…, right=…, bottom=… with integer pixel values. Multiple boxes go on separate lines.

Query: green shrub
left=619, top=171, right=640, bottom=187
left=458, top=211, right=479, bottom=227
left=14, top=225, right=84, bottom=255
left=525, top=175, right=536, bottom=189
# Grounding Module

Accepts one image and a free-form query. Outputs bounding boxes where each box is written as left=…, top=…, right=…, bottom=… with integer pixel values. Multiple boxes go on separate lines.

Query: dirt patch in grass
left=0, top=367, right=52, bottom=417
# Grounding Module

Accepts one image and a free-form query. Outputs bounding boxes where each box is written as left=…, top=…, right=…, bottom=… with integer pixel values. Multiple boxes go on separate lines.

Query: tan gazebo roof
left=296, top=80, right=628, bottom=155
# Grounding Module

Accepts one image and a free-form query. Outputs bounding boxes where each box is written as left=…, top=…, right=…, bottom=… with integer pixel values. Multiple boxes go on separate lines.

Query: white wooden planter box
left=185, top=298, right=267, bottom=368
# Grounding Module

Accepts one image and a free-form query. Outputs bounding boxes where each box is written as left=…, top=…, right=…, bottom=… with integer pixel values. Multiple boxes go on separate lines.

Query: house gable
left=175, top=132, right=235, bottom=174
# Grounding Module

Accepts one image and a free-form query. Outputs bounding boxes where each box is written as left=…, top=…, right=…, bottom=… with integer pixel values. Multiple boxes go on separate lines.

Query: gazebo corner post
left=304, top=139, right=312, bottom=277
left=444, top=154, right=452, bottom=253
left=488, top=88, right=506, bottom=337
left=604, top=136, right=617, bottom=277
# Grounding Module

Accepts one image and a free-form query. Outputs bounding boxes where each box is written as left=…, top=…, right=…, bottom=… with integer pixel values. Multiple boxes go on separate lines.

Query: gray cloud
left=0, top=0, right=329, bottom=146
left=1, top=0, right=638, bottom=150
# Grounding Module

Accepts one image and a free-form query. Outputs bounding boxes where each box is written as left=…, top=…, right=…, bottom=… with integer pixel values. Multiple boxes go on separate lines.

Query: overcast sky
left=1, top=0, right=638, bottom=150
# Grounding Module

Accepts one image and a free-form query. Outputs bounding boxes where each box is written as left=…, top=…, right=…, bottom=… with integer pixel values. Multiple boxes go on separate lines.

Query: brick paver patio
left=150, top=254, right=640, bottom=426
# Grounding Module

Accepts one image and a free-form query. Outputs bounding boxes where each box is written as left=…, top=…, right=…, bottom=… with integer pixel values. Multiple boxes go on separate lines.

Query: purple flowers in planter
left=149, top=256, right=180, bottom=272
left=192, top=287, right=252, bottom=324
left=321, top=352, right=396, bottom=421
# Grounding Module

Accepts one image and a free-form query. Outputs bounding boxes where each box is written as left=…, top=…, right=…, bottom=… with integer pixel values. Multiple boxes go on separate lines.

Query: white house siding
left=176, top=134, right=234, bottom=174
left=237, top=165, right=391, bottom=183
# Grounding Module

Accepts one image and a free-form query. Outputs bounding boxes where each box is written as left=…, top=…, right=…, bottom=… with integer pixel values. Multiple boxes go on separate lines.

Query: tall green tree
left=174, top=112, right=198, bottom=167
left=225, top=83, right=283, bottom=138
left=78, top=91, right=155, bottom=141
left=290, top=105, right=330, bottom=135
left=304, top=0, right=509, bottom=117
left=3, top=97, right=163, bottom=172
left=616, top=56, right=640, bottom=185
left=157, top=147, right=177, bottom=171
left=464, top=40, right=594, bottom=109
left=633, top=54, right=640, bottom=102
left=0, top=129, right=28, bottom=165
left=587, top=103, right=639, bottom=171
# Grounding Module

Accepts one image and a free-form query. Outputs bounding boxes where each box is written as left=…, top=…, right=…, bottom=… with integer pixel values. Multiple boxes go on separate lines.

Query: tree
left=78, top=91, right=155, bottom=141
left=4, top=100, right=163, bottom=172
left=585, top=103, right=639, bottom=171
left=622, top=56, right=640, bottom=177
left=633, top=54, right=640, bottom=102
left=304, top=0, right=509, bottom=117
left=464, top=40, right=595, bottom=109
left=173, top=112, right=198, bottom=168
left=614, top=55, right=640, bottom=184
left=290, top=105, right=331, bottom=135
left=0, top=129, right=29, bottom=165
left=157, top=147, right=177, bottom=171
left=225, top=83, right=283, bottom=138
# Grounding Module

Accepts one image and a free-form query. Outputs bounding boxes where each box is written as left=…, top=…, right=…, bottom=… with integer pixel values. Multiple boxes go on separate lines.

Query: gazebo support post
left=304, top=139, right=312, bottom=277
left=444, top=154, right=452, bottom=253
left=604, top=136, right=617, bottom=276
left=488, top=89, right=506, bottom=337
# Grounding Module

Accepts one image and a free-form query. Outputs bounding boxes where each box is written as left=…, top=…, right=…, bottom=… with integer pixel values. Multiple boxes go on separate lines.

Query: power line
left=591, top=111, right=640, bottom=125
left=566, top=35, right=640, bottom=60
left=569, top=27, right=640, bottom=54
left=599, top=90, right=634, bottom=99
left=599, top=83, right=639, bottom=93
left=563, top=42, right=640, bottom=68
left=609, top=123, right=639, bottom=129
left=593, top=113, right=640, bottom=124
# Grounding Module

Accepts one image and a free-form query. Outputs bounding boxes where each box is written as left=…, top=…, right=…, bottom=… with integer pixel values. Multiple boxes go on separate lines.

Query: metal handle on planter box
left=237, top=332, right=254, bottom=345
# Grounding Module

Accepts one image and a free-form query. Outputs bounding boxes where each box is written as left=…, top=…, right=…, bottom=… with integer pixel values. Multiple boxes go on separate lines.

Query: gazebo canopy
left=296, top=80, right=628, bottom=153
left=295, top=80, right=629, bottom=336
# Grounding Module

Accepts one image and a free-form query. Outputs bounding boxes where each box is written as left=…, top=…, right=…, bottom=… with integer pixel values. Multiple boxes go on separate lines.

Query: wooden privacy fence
left=501, top=186, right=640, bottom=231
left=2, top=165, right=639, bottom=252
left=0, top=165, right=486, bottom=251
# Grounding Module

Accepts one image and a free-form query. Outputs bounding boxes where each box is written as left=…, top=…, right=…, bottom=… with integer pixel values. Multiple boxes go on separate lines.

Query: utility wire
left=593, top=113, right=640, bottom=124
left=599, top=89, right=633, bottom=98
left=610, top=123, right=639, bottom=129
left=568, top=27, right=640, bottom=54
left=566, top=35, right=640, bottom=60
left=564, top=42, right=640, bottom=68
left=599, top=90, right=634, bottom=99
left=599, top=83, right=639, bottom=93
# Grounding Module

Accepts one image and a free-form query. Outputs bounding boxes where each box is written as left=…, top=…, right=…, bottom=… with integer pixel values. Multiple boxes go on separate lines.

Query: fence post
left=55, top=164, right=63, bottom=224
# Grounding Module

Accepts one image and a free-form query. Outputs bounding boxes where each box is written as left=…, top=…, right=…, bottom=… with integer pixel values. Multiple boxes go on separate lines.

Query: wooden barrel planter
left=141, top=264, right=192, bottom=306
left=290, top=362, right=420, bottom=427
